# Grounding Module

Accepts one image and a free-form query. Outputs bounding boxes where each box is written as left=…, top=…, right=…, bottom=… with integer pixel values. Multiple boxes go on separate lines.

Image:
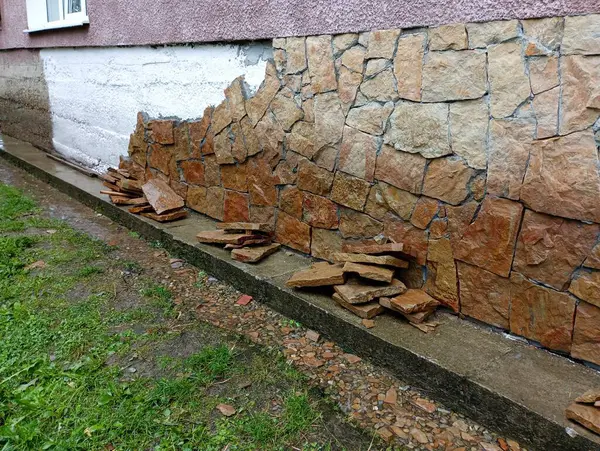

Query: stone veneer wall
left=124, top=15, right=600, bottom=367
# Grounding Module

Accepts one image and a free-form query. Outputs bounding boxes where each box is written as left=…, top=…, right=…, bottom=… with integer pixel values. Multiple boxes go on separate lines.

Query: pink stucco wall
left=1, top=0, right=600, bottom=50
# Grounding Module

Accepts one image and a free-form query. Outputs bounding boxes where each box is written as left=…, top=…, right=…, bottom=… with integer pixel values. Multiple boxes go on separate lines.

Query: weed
left=128, top=231, right=140, bottom=239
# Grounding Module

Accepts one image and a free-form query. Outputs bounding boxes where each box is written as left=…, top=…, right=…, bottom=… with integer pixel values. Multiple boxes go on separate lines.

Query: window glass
left=68, top=0, right=81, bottom=14
left=46, top=0, right=60, bottom=22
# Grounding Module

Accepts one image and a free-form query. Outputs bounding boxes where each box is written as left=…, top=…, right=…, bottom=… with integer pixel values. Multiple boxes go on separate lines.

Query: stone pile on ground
left=100, top=168, right=188, bottom=222
left=286, top=242, right=441, bottom=331
left=196, top=222, right=281, bottom=263
left=566, top=388, right=600, bottom=435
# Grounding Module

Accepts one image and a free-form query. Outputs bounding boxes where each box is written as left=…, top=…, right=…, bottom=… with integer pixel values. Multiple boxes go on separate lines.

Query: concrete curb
left=2, top=139, right=600, bottom=451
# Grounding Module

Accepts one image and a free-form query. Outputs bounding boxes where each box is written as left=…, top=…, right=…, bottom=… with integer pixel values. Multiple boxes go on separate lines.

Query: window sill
left=24, top=17, right=89, bottom=33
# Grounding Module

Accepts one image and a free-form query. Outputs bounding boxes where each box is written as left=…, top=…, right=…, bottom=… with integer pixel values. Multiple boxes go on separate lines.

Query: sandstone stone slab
left=385, top=289, right=440, bottom=314
left=223, top=190, right=249, bottom=222
left=562, top=14, right=600, bottom=55
left=335, top=278, right=406, bottom=304
left=338, top=126, right=379, bottom=181
left=339, top=209, right=383, bottom=238
left=275, top=211, right=311, bottom=253
left=333, top=34, right=358, bottom=54
left=522, top=17, right=563, bottom=54
left=314, top=92, right=345, bottom=151
left=487, top=118, right=535, bottom=200
left=422, top=156, right=474, bottom=205
left=449, top=99, right=488, bottom=170
left=284, top=37, right=307, bottom=74
left=510, top=273, right=576, bottom=353
left=247, top=158, right=278, bottom=207
left=246, top=62, right=280, bottom=125
left=411, top=197, right=438, bottom=230
left=385, top=101, right=450, bottom=158
left=337, top=66, right=363, bottom=113
left=365, top=29, right=401, bottom=59
left=375, top=146, right=426, bottom=194
left=569, top=270, right=600, bottom=308
left=454, top=197, right=523, bottom=277
left=576, top=388, right=600, bottom=404
left=565, top=402, right=600, bottom=435
left=343, top=262, right=394, bottom=283
left=394, top=33, right=426, bottom=101
left=311, top=228, right=342, bottom=261
left=297, top=159, right=334, bottom=196
left=365, top=58, right=391, bottom=77
left=217, top=222, right=271, bottom=233
left=429, top=23, right=468, bottom=50
left=466, top=20, right=519, bottom=48
left=205, top=186, right=225, bottom=220
left=521, top=130, right=600, bottom=223
left=287, top=121, right=315, bottom=159
left=424, top=237, right=458, bottom=312
left=332, top=293, right=385, bottom=319
left=378, top=183, right=419, bottom=219
left=457, top=262, right=510, bottom=329
left=513, top=210, right=600, bottom=290
left=422, top=50, right=487, bottom=102
left=231, top=243, right=281, bottom=263
left=286, top=262, right=345, bottom=287
left=559, top=55, right=600, bottom=135
left=571, top=301, right=600, bottom=366
left=142, top=179, right=184, bottom=215
left=360, top=69, right=399, bottom=102
left=346, top=102, right=394, bottom=136
left=150, top=120, right=174, bottom=144
left=341, top=242, right=404, bottom=254
left=302, top=192, right=339, bottom=229
left=306, top=35, right=337, bottom=93
left=383, top=217, right=429, bottom=265
left=584, top=244, right=600, bottom=270
left=332, top=252, right=408, bottom=269
left=279, top=186, right=303, bottom=219
left=270, top=88, right=304, bottom=132
left=341, top=45, right=365, bottom=73
left=140, top=209, right=187, bottom=222
left=330, top=171, right=370, bottom=211
left=529, top=56, right=559, bottom=95
left=197, top=230, right=261, bottom=245
left=533, top=86, right=559, bottom=139
left=488, top=42, right=530, bottom=118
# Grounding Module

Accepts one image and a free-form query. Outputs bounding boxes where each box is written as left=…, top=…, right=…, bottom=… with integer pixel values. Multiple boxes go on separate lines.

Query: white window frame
left=24, top=0, right=88, bottom=33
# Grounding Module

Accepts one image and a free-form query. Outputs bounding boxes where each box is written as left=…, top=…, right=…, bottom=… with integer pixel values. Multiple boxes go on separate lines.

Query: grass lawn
left=0, top=183, right=369, bottom=450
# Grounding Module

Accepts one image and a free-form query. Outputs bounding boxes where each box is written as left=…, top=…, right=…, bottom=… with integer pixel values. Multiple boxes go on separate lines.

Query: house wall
left=123, top=16, right=600, bottom=367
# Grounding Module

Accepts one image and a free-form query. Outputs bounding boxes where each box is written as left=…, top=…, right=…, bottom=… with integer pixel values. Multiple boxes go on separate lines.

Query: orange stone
left=141, top=179, right=184, bottom=214
left=150, top=120, right=174, bottom=144
left=411, top=197, right=439, bottom=229
left=275, top=211, right=311, bottom=253
left=571, top=301, right=600, bottom=366
left=302, top=193, right=339, bottom=229
left=565, top=402, right=600, bottom=435
left=386, top=289, right=440, bottom=314
left=334, top=279, right=406, bottom=304
left=286, top=262, right=345, bottom=287
left=332, top=293, right=385, bottom=319
left=223, top=191, right=249, bottom=223
left=221, top=163, right=248, bottom=192
left=180, top=160, right=205, bottom=185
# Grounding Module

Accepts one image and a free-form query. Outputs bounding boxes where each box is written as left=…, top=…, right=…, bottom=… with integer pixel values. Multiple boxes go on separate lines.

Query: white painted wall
left=40, top=44, right=271, bottom=169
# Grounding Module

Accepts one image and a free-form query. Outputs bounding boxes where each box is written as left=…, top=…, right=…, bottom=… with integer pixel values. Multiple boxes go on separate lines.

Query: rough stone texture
left=449, top=99, right=488, bottom=170
left=179, top=160, right=205, bottom=186
left=529, top=56, right=559, bottom=95
left=559, top=55, right=600, bottom=135
left=337, top=66, right=363, bottom=113
left=394, top=33, right=426, bottom=102
left=223, top=190, right=250, bottom=222
left=571, top=301, right=600, bottom=366
left=510, top=272, right=576, bottom=353
left=280, top=186, right=303, bottom=219
left=383, top=216, right=429, bottom=265
left=458, top=262, right=510, bottom=329
left=205, top=186, right=225, bottom=220
left=297, top=159, right=334, bottom=196
left=365, top=29, right=401, bottom=59
left=520, top=131, right=600, bottom=224
left=284, top=37, right=307, bottom=74
left=375, top=146, right=426, bottom=194
left=313, top=92, right=345, bottom=151
left=203, top=155, right=221, bottom=186
left=513, top=210, right=600, bottom=290
left=343, top=262, right=394, bottom=283
left=214, top=130, right=235, bottom=165
left=346, top=102, right=394, bottom=136
left=569, top=270, right=600, bottom=308
left=275, top=211, right=311, bottom=253
left=341, top=46, right=365, bottom=73
left=422, top=50, right=487, bottom=102
left=378, top=183, right=418, bottom=220
left=385, top=289, right=439, bottom=314
left=338, top=126, right=379, bottom=182
left=411, top=197, right=439, bottom=230
left=303, top=192, right=339, bottom=229
left=360, top=69, right=399, bottom=102
left=454, top=197, right=523, bottom=277
left=335, top=279, right=407, bottom=304
left=287, top=121, right=316, bottom=159
left=332, top=294, right=385, bottom=319
left=247, top=158, right=278, bottom=206
left=231, top=243, right=281, bottom=263
left=333, top=34, right=358, bottom=54
left=142, top=179, right=184, bottom=214
left=246, top=62, right=280, bottom=126
left=330, top=171, right=371, bottom=211
left=532, top=87, right=559, bottom=139
left=424, top=237, right=459, bottom=311
left=385, top=102, right=450, bottom=158
left=429, top=23, right=468, bottom=50
left=466, top=20, right=519, bottom=48
left=311, top=228, right=342, bottom=260
left=221, top=163, right=247, bottom=192
left=332, top=252, right=408, bottom=269
left=270, top=88, right=304, bottom=131
left=422, top=156, right=474, bottom=205
left=565, top=402, right=600, bottom=435
left=487, top=118, right=535, bottom=200
left=339, top=209, right=383, bottom=238
left=522, top=17, right=563, bottom=54
left=584, top=244, right=600, bottom=270
left=488, top=42, right=531, bottom=118
left=150, top=120, right=174, bottom=145
left=306, top=35, right=337, bottom=93
left=562, top=14, right=600, bottom=55
left=286, top=262, right=345, bottom=287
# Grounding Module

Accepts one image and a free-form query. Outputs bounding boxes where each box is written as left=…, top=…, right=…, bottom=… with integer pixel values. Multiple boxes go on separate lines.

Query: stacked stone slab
left=123, top=14, right=600, bottom=367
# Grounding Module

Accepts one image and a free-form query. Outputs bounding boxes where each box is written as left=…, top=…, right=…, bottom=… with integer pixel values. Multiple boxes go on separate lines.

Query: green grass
left=0, top=183, right=342, bottom=450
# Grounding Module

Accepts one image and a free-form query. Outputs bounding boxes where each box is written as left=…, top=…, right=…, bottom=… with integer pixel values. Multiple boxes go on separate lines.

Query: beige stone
left=231, top=243, right=281, bottom=263
left=576, top=388, right=600, bottom=404
left=569, top=270, right=600, bottom=308
left=314, top=146, right=338, bottom=172
left=566, top=402, right=600, bottom=435
left=386, top=289, right=440, bottom=314
left=286, top=262, right=345, bottom=287
left=521, top=131, right=600, bottom=223
left=533, top=86, right=559, bottom=138
left=528, top=56, right=559, bottom=94
left=224, top=77, right=247, bottom=122
left=306, top=35, right=337, bottom=93
left=487, top=118, right=535, bottom=200
left=458, top=262, right=510, bottom=329
left=375, top=145, right=426, bottom=194
left=205, top=186, right=225, bottom=220
left=341, top=242, right=405, bottom=254
left=562, top=14, right=600, bottom=55
left=364, top=185, right=390, bottom=220
left=346, top=102, right=393, bottom=136
left=333, top=34, right=359, bottom=54
left=559, top=55, right=600, bottom=135
left=255, top=112, right=284, bottom=163
left=365, top=29, right=401, bottom=59
left=522, top=17, right=563, bottom=53
left=385, top=101, right=450, bottom=158
left=513, top=210, right=599, bottom=290
left=343, top=262, right=394, bottom=283
left=246, top=62, right=280, bottom=125
left=196, top=230, right=258, bottom=245
left=217, top=222, right=271, bottom=232
left=449, top=99, right=488, bottom=170
left=424, top=237, right=459, bottom=311
left=142, top=179, right=184, bottom=215
left=510, top=272, right=576, bottom=352
left=332, top=252, right=408, bottom=269
left=339, top=209, right=383, bottom=238
left=314, top=92, right=345, bottom=151
left=338, top=126, right=379, bottom=181
left=297, top=159, right=334, bottom=196
left=393, top=33, right=426, bottom=101
left=337, top=66, right=363, bottom=114
left=584, top=244, right=600, bottom=270
left=360, top=69, right=399, bottom=102
left=287, top=121, right=315, bottom=159
left=341, top=45, right=366, bottom=73
left=335, top=279, right=407, bottom=304
left=466, top=20, right=519, bottom=48
left=488, top=42, right=531, bottom=118
left=270, top=88, right=303, bottom=132
left=365, top=58, right=390, bottom=77
left=571, top=302, right=600, bottom=366
left=422, top=156, right=474, bottom=205
left=379, top=183, right=418, bottom=220
left=454, top=197, right=523, bottom=277
left=311, top=228, right=342, bottom=260
left=429, top=23, right=468, bottom=50
left=447, top=201, right=479, bottom=250
left=284, top=37, right=307, bottom=74
left=240, top=117, right=260, bottom=157
left=332, top=293, right=385, bottom=319
left=422, top=50, right=487, bottom=102
left=330, top=171, right=371, bottom=211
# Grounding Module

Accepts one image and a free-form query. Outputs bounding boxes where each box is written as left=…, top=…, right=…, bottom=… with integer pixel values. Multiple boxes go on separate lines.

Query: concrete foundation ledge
left=1, top=135, right=600, bottom=451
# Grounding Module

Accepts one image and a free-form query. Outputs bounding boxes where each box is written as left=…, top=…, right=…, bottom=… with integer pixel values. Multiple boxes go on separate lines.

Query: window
left=25, top=0, right=88, bottom=33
